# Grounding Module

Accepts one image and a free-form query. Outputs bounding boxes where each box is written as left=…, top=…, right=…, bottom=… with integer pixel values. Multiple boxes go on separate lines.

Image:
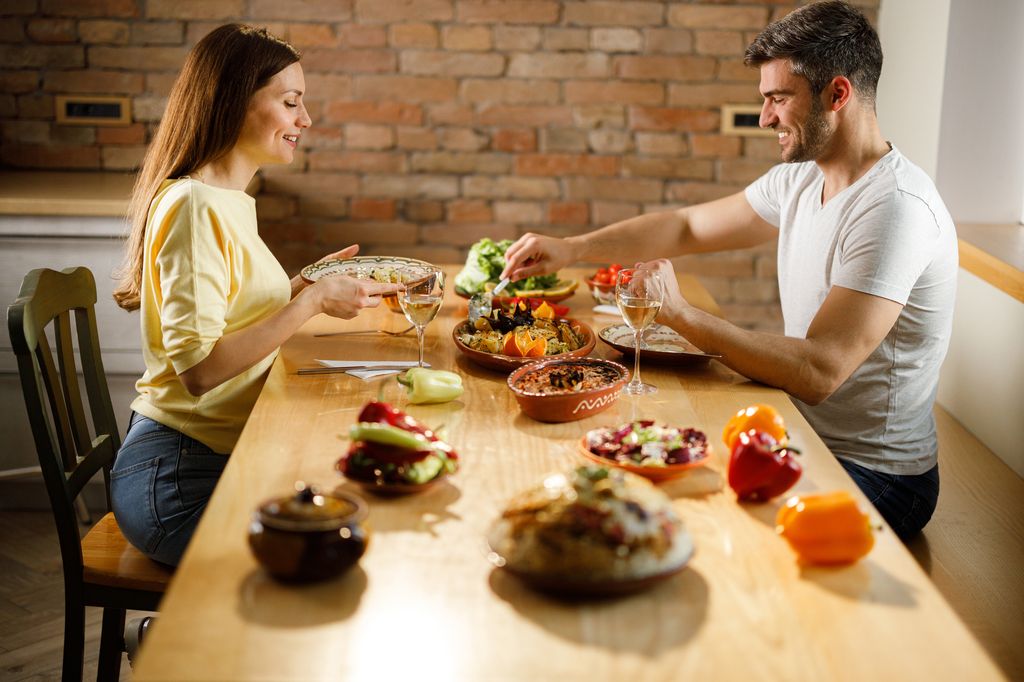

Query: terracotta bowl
left=248, top=485, right=369, bottom=583
left=507, top=357, right=629, bottom=422
left=452, top=318, right=596, bottom=373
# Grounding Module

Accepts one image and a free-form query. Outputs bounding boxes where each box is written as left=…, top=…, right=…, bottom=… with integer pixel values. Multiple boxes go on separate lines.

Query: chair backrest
left=6, top=267, right=121, bottom=578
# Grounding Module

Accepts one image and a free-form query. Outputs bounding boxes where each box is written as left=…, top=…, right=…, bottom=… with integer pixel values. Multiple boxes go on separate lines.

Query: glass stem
left=416, top=326, right=426, bottom=367
left=632, top=329, right=643, bottom=386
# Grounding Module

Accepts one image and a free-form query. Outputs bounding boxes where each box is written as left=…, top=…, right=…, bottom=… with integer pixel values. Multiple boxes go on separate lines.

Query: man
left=499, top=0, right=957, bottom=540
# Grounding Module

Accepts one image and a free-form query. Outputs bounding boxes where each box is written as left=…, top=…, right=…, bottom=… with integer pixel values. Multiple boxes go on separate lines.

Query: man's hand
left=641, top=259, right=692, bottom=319
left=500, top=233, right=578, bottom=282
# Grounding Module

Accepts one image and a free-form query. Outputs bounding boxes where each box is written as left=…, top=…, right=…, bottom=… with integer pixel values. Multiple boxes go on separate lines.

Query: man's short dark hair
left=744, top=0, right=883, bottom=103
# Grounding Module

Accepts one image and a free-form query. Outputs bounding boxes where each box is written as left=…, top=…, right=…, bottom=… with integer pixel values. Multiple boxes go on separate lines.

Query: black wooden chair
left=7, top=267, right=172, bottom=681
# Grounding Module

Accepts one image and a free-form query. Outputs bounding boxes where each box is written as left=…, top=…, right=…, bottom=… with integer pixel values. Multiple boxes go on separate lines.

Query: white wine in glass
left=398, top=265, right=444, bottom=368
left=616, top=268, right=664, bottom=395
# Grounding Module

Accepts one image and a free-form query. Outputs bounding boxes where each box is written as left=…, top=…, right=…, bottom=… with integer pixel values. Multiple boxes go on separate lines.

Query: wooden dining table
left=133, top=267, right=1003, bottom=681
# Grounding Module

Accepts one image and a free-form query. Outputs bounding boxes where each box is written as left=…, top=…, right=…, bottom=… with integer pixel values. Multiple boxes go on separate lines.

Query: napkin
left=314, top=359, right=429, bottom=381
left=593, top=304, right=621, bottom=316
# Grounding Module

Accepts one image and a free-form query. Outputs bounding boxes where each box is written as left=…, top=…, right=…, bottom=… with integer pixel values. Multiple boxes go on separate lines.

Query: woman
left=110, top=25, right=399, bottom=566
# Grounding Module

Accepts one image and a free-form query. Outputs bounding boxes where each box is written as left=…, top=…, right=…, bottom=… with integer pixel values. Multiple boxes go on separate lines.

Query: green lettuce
left=453, top=238, right=559, bottom=294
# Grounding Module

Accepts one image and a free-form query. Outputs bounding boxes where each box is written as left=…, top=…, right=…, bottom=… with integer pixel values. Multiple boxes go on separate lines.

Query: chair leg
left=73, top=496, right=93, bottom=526
left=63, top=597, right=85, bottom=682
left=96, top=607, right=125, bottom=682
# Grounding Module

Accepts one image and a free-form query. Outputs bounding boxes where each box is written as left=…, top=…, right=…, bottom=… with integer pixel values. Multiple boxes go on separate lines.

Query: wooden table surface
left=133, top=269, right=1002, bottom=682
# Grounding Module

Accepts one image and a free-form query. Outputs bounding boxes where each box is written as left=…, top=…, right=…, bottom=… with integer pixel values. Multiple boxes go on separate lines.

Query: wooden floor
left=0, top=511, right=145, bottom=682
left=0, top=407, right=1020, bottom=681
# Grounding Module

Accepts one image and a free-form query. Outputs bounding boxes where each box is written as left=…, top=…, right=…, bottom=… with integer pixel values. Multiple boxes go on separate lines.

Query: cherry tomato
left=608, top=263, right=623, bottom=275
left=594, top=271, right=612, bottom=285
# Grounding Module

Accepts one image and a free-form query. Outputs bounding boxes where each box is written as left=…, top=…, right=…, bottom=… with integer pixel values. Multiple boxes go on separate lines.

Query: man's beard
left=782, top=95, right=830, bottom=163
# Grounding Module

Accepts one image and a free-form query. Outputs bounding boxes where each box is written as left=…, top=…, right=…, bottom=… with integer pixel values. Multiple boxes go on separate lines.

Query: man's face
left=758, top=60, right=832, bottom=163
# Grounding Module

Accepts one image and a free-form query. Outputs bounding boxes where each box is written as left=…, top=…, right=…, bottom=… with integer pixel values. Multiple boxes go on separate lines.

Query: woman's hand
left=309, top=275, right=405, bottom=320
left=290, top=244, right=362, bottom=298
left=500, top=233, right=578, bottom=282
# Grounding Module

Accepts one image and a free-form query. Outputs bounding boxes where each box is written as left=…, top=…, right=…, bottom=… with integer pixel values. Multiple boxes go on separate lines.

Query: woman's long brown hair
left=113, top=24, right=299, bottom=311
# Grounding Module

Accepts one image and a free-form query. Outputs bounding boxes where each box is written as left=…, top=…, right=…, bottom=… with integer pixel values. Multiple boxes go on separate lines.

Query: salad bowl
left=452, top=318, right=596, bottom=373
left=577, top=421, right=712, bottom=482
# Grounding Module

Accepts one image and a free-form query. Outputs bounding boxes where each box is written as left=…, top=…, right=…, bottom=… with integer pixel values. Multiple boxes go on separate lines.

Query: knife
left=297, top=365, right=419, bottom=375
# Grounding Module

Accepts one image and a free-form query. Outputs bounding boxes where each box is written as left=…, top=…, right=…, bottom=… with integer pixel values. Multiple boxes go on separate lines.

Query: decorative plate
left=300, top=255, right=432, bottom=284
left=452, top=318, right=596, bottom=373
left=599, top=323, right=719, bottom=365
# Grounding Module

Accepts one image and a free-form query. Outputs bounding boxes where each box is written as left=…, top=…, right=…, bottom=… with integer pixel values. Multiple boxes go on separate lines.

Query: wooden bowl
left=452, top=318, right=596, bottom=373
left=576, top=436, right=711, bottom=482
left=507, top=358, right=629, bottom=423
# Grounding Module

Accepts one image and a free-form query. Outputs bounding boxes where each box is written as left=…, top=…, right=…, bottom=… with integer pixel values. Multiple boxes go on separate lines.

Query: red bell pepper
left=357, top=400, right=457, bottom=458
left=727, top=429, right=801, bottom=502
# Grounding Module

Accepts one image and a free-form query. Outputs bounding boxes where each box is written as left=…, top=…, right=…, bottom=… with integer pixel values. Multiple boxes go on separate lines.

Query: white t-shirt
left=745, top=146, right=958, bottom=475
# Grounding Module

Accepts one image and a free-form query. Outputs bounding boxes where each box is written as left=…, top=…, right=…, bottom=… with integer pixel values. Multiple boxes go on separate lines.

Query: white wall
left=934, top=0, right=1024, bottom=223
left=876, top=0, right=951, bottom=180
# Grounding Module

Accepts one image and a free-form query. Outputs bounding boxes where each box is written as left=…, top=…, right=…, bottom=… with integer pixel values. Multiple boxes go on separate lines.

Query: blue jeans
left=839, top=458, right=939, bottom=541
left=110, top=412, right=228, bottom=566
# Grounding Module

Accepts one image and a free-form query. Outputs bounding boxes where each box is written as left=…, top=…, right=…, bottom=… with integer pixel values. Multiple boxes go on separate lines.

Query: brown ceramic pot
left=507, top=357, right=629, bottom=422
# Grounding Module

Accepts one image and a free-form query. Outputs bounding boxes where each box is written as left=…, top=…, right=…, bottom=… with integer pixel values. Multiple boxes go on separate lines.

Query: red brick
left=263, top=173, right=359, bottom=197
left=40, top=0, right=139, bottom=18
left=0, top=45, right=83, bottom=68
left=254, top=194, right=296, bottom=221
left=457, top=0, right=559, bottom=24
left=145, top=0, right=242, bottom=19
left=591, top=201, right=640, bottom=225
left=250, top=0, right=352, bottom=21
left=508, top=52, right=608, bottom=79
left=26, top=18, right=76, bottom=43
left=515, top=153, right=618, bottom=177
left=440, top=127, right=488, bottom=151
left=101, top=145, right=145, bottom=170
left=351, top=197, right=396, bottom=220
left=88, top=46, right=188, bottom=70
left=744, top=137, right=782, bottom=160
left=337, top=23, right=386, bottom=48
left=668, top=83, right=758, bottom=107
left=462, top=176, right=559, bottom=199
left=345, top=123, right=394, bottom=150
left=385, top=244, right=464, bottom=264
left=565, top=81, right=663, bottom=105
left=564, top=1, right=663, bottom=26
left=322, top=220, right=419, bottom=245
left=130, top=21, right=182, bottom=44
left=460, top=79, right=560, bottom=105
left=325, top=101, right=422, bottom=125
left=1, top=144, right=100, bottom=169
left=667, top=6, right=769, bottom=30
left=477, top=104, right=571, bottom=126
left=718, top=159, right=775, bottom=184
left=96, top=122, right=145, bottom=144
left=410, top=151, right=508, bottom=174
left=613, top=55, right=716, bottom=81
left=303, top=74, right=353, bottom=102
left=541, top=27, right=588, bottom=51
left=587, top=129, right=631, bottom=154
left=361, top=174, right=459, bottom=199
left=564, top=177, right=662, bottom=202
left=2, top=120, right=49, bottom=145
left=643, top=29, right=693, bottom=54
left=399, top=50, right=504, bottom=77
left=540, top=127, right=587, bottom=152
left=0, top=71, right=40, bottom=94
left=388, top=23, right=438, bottom=49
left=0, top=19, right=25, bottom=42
left=548, top=201, right=588, bottom=225
left=636, top=132, right=687, bottom=156
left=405, top=200, right=445, bottom=222
left=495, top=200, right=542, bottom=224
left=300, top=196, right=349, bottom=218
left=493, top=128, right=535, bottom=152
left=356, top=0, right=452, bottom=23
left=442, top=25, right=491, bottom=51
left=308, top=150, right=406, bottom=173
left=666, top=181, right=744, bottom=204
left=718, top=58, right=760, bottom=83
left=16, top=94, right=53, bottom=118
left=287, top=24, right=336, bottom=48
left=447, top=199, right=492, bottom=223
left=420, top=221, right=516, bottom=246
left=695, top=30, right=744, bottom=57
left=52, top=125, right=97, bottom=145
left=623, top=157, right=713, bottom=180
left=128, top=95, right=166, bottom=122
left=44, top=70, right=144, bottom=94
left=628, top=107, right=719, bottom=132
left=0, top=0, right=35, bottom=16
left=396, top=126, right=437, bottom=150
left=494, top=26, right=539, bottom=51
left=591, top=28, right=642, bottom=52
left=355, top=75, right=457, bottom=102
left=676, top=251, right=755, bottom=278
left=572, top=105, right=625, bottom=129
left=427, top=102, right=473, bottom=125
left=303, top=49, right=396, bottom=74
left=691, top=134, right=741, bottom=158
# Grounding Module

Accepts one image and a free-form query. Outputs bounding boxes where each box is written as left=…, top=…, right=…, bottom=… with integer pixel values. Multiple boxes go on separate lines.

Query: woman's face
left=236, top=62, right=311, bottom=167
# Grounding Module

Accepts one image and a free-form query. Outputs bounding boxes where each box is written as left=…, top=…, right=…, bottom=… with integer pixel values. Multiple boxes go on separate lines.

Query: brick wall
left=0, top=0, right=879, bottom=332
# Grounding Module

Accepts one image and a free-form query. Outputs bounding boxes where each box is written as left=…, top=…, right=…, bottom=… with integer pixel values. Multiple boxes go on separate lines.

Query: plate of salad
left=578, top=420, right=711, bottom=482
left=453, top=238, right=578, bottom=303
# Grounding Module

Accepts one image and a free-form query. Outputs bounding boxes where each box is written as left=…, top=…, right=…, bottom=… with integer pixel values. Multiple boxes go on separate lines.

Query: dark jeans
left=839, top=458, right=939, bottom=541
left=110, top=412, right=228, bottom=566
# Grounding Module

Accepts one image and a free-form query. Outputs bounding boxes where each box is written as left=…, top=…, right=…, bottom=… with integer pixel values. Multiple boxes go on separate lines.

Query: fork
left=314, top=325, right=415, bottom=338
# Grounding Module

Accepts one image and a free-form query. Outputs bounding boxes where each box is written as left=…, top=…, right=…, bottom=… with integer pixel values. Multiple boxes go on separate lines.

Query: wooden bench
left=906, top=405, right=1024, bottom=680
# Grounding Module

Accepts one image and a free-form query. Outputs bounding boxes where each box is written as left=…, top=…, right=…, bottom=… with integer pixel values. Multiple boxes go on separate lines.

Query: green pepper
left=349, top=422, right=432, bottom=451
left=396, top=368, right=464, bottom=404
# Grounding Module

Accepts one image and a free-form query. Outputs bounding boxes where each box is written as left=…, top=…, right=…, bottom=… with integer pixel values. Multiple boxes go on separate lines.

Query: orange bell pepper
left=775, top=491, right=874, bottom=565
left=723, top=404, right=787, bottom=450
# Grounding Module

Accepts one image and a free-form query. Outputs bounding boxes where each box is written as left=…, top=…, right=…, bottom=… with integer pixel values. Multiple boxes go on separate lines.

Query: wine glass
left=398, top=264, right=445, bottom=368
left=616, top=268, right=664, bottom=395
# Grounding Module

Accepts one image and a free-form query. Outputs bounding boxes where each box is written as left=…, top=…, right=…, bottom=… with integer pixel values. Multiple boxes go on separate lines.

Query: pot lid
left=256, top=483, right=366, bottom=532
